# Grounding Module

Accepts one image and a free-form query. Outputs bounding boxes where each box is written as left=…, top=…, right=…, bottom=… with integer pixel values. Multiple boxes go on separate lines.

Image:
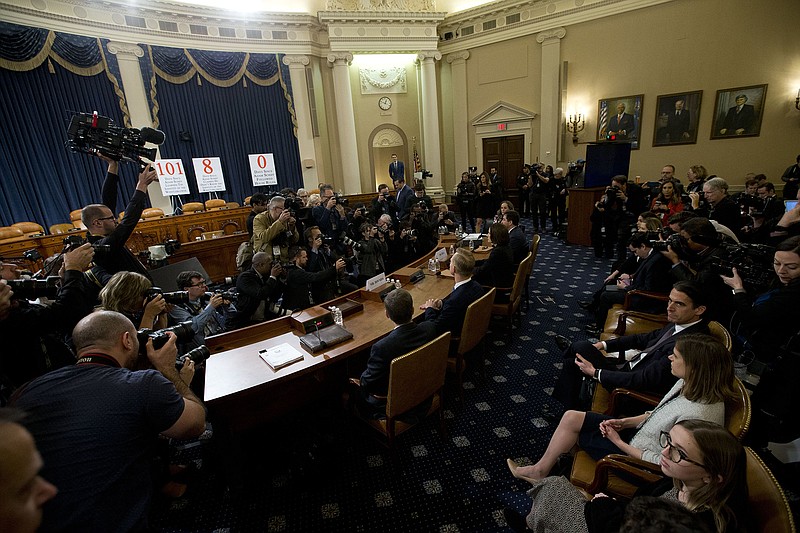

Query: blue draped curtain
left=143, top=46, right=301, bottom=203
left=0, top=22, right=133, bottom=229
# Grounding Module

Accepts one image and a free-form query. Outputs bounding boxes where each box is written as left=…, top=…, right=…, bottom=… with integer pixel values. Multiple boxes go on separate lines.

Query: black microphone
left=313, top=320, right=327, bottom=349
left=140, top=127, right=166, bottom=145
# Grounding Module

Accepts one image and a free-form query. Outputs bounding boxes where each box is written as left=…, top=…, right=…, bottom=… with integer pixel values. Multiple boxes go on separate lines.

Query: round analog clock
left=378, top=96, right=392, bottom=111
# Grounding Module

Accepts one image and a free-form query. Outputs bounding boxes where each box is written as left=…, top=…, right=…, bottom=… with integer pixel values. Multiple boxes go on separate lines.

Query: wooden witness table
left=203, top=234, right=467, bottom=433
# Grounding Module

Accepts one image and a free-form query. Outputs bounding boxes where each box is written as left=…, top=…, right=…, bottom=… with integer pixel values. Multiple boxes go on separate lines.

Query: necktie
left=627, top=324, right=676, bottom=370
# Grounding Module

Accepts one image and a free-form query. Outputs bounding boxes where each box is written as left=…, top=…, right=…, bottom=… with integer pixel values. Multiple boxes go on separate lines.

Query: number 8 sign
left=191, top=157, right=226, bottom=193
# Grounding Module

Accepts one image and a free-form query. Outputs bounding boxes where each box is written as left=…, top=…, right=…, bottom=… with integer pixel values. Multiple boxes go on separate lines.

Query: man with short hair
left=169, top=271, right=234, bottom=351
left=370, top=183, right=398, bottom=223
left=606, top=101, right=636, bottom=139
left=246, top=193, right=269, bottom=238
left=718, top=94, right=756, bottom=136
left=689, top=176, right=741, bottom=235
left=554, top=281, right=709, bottom=410
left=13, top=311, right=206, bottom=532
left=456, top=172, right=477, bottom=232
left=781, top=154, right=800, bottom=200
left=296, top=188, right=309, bottom=206
left=0, top=409, right=58, bottom=533
left=253, top=195, right=299, bottom=263
left=590, top=174, right=648, bottom=259
left=232, top=252, right=284, bottom=328
left=388, top=153, right=405, bottom=182
left=420, top=249, right=485, bottom=335
left=664, top=99, right=692, bottom=143
left=394, top=176, right=413, bottom=221
left=755, top=182, right=785, bottom=221
left=501, top=210, right=529, bottom=263
left=549, top=167, right=568, bottom=230
left=82, top=164, right=158, bottom=282
left=312, top=184, right=348, bottom=241
left=282, top=246, right=346, bottom=311
left=354, top=289, right=438, bottom=418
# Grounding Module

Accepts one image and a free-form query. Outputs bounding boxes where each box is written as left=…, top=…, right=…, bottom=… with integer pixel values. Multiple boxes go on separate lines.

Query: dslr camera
left=146, top=287, right=190, bottom=305
left=7, top=276, right=61, bottom=300
left=63, top=234, right=112, bottom=254
left=136, top=321, right=210, bottom=370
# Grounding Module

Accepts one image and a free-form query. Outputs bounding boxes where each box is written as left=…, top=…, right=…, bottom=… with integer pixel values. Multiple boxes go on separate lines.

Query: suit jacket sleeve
left=99, top=190, right=146, bottom=251
left=101, top=171, right=119, bottom=213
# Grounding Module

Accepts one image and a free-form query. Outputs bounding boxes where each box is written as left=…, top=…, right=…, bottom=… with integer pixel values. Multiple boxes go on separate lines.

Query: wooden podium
left=566, top=187, right=605, bottom=246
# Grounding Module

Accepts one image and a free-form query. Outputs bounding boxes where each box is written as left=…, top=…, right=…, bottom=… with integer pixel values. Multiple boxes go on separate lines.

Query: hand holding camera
left=270, top=263, right=284, bottom=278
left=335, top=258, right=346, bottom=271
left=145, top=332, right=179, bottom=373
left=208, top=293, right=225, bottom=309
left=62, top=242, right=95, bottom=272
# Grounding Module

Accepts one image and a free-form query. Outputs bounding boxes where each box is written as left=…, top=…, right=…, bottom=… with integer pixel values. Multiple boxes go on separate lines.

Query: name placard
left=192, top=157, right=226, bottom=193
left=365, top=273, right=387, bottom=292
left=154, top=159, right=190, bottom=196
left=248, top=153, right=278, bottom=187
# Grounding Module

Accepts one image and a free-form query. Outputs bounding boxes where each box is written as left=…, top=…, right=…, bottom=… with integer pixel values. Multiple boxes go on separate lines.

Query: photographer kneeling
left=169, top=271, right=235, bottom=352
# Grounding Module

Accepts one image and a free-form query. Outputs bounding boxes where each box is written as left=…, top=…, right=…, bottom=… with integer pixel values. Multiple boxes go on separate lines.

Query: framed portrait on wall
left=597, top=94, right=643, bottom=150
left=710, top=84, right=768, bottom=140
left=652, top=90, right=702, bottom=146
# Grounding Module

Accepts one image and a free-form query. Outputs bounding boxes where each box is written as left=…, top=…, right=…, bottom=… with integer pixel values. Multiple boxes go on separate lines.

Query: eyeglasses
left=189, top=280, right=207, bottom=288
left=94, top=215, right=116, bottom=222
left=659, top=431, right=705, bottom=468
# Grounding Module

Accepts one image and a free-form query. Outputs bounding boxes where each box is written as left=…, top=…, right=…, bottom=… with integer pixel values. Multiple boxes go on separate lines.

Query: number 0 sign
left=154, top=159, right=190, bottom=196
left=191, top=157, right=226, bottom=193
left=248, top=153, right=278, bottom=186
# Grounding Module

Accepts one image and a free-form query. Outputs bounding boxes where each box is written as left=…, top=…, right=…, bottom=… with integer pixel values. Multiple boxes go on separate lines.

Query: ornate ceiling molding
left=359, top=66, right=407, bottom=94
left=326, top=0, right=437, bottom=11
left=318, top=9, right=445, bottom=52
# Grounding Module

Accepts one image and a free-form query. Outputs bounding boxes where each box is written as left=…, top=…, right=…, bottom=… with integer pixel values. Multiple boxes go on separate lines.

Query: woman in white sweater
left=508, top=333, right=737, bottom=481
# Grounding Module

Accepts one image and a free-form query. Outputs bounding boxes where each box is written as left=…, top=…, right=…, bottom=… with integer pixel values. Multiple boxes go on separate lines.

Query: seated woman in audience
left=98, top=271, right=167, bottom=330
left=650, top=179, right=685, bottom=226
left=507, top=334, right=736, bottom=480
left=721, top=235, right=800, bottom=363
left=306, top=193, right=322, bottom=209
left=504, top=419, right=747, bottom=533
left=494, top=200, right=515, bottom=224
left=686, top=164, right=708, bottom=194
left=473, top=223, right=516, bottom=298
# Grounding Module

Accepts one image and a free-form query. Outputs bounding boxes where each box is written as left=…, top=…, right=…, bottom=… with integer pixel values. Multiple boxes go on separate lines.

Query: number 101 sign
left=154, top=159, right=190, bottom=196
left=249, top=153, right=278, bottom=187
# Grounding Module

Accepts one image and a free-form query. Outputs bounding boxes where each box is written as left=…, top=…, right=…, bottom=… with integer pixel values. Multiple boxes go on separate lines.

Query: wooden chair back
left=141, top=207, right=164, bottom=220
left=183, top=202, right=204, bottom=214
left=49, top=223, right=76, bottom=235
left=244, top=195, right=252, bottom=206
left=69, top=209, right=84, bottom=229
left=385, top=332, right=451, bottom=420
left=0, top=227, right=24, bottom=242
left=220, top=220, right=241, bottom=234
left=457, top=288, right=496, bottom=356
left=726, top=378, right=751, bottom=441
left=529, top=233, right=541, bottom=261
left=708, top=320, right=733, bottom=351
left=745, top=447, right=796, bottom=533
left=226, top=201, right=240, bottom=209
left=11, top=222, right=44, bottom=236
left=205, top=199, right=227, bottom=210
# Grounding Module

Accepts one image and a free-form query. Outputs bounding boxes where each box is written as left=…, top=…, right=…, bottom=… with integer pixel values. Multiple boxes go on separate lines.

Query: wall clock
left=378, top=96, right=392, bottom=111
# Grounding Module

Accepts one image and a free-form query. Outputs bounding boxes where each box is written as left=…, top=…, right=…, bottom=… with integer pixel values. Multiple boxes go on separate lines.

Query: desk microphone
left=314, top=320, right=327, bottom=349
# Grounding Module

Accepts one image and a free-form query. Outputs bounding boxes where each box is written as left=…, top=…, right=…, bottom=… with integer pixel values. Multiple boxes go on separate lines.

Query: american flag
left=413, top=141, right=422, bottom=172
left=599, top=101, right=608, bottom=138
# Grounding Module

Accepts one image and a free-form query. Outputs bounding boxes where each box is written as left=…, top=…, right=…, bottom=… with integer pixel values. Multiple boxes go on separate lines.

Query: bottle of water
left=333, top=307, right=343, bottom=327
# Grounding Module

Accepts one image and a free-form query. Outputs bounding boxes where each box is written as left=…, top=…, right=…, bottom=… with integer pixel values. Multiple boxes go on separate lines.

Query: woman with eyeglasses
left=508, top=333, right=737, bottom=481
left=98, top=271, right=167, bottom=331
left=504, top=419, right=747, bottom=533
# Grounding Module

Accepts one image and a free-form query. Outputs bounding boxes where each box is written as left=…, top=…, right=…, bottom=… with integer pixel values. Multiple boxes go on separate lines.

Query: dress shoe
left=554, top=334, right=571, bottom=352
left=584, top=325, right=602, bottom=337
left=577, top=300, right=595, bottom=311
left=506, top=458, right=540, bottom=484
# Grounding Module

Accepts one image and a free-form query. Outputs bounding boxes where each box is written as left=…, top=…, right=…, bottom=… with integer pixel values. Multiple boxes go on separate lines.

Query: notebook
left=299, top=324, right=354, bottom=353
left=258, top=343, right=305, bottom=371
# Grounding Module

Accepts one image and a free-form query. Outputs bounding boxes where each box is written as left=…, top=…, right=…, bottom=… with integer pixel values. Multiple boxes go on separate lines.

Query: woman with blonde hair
left=98, top=271, right=167, bottom=330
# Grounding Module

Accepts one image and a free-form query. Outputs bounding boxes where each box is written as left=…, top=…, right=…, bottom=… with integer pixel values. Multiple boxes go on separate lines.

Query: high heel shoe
left=506, top=458, right=540, bottom=484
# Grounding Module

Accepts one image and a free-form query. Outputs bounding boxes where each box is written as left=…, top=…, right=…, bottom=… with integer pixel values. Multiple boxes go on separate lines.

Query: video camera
left=7, top=276, right=60, bottom=300
left=145, top=287, right=190, bottom=305
left=420, top=170, right=433, bottom=179
left=648, top=233, right=693, bottom=257
left=333, top=193, right=349, bottom=207
left=603, top=185, right=623, bottom=207
left=135, top=321, right=210, bottom=370
left=340, top=235, right=362, bottom=251
left=66, top=112, right=165, bottom=171
left=283, top=196, right=311, bottom=221
left=709, top=242, right=775, bottom=291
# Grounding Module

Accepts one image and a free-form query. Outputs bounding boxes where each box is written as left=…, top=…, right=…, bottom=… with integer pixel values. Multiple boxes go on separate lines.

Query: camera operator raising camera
left=253, top=195, right=299, bottom=263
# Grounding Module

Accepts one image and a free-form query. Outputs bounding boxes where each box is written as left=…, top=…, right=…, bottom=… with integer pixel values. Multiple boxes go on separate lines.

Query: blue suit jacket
left=360, top=321, right=438, bottom=396
left=395, top=184, right=413, bottom=220
left=508, top=226, right=529, bottom=264
left=389, top=160, right=405, bottom=180
left=424, top=279, right=485, bottom=335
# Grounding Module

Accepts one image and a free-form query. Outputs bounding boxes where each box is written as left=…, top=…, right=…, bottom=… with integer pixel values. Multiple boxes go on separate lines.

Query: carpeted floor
left=151, top=226, right=799, bottom=532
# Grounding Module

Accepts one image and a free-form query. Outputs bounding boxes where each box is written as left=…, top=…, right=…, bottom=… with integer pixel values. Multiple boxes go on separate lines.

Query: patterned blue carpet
left=150, top=231, right=626, bottom=532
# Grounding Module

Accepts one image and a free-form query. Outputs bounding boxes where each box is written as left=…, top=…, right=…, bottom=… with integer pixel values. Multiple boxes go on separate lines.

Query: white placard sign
left=248, top=153, right=278, bottom=186
left=365, top=273, right=387, bottom=292
left=191, top=157, right=226, bottom=193
left=153, top=159, right=190, bottom=196
left=435, top=247, right=449, bottom=262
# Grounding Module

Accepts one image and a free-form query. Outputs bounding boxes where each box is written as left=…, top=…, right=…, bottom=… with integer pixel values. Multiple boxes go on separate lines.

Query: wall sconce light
left=566, top=113, right=585, bottom=144
left=796, top=89, right=800, bottom=110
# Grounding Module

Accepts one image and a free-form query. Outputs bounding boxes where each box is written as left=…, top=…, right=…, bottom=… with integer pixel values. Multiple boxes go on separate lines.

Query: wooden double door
left=482, top=135, right=525, bottom=207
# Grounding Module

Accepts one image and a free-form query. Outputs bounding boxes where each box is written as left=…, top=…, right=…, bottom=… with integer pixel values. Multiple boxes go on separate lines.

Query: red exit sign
left=497, top=123, right=507, bottom=131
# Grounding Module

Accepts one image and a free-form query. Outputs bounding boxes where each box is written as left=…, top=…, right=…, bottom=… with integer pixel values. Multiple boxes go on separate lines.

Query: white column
left=446, top=51, right=470, bottom=195
left=417, top=51, right=443, bottom=196
left=326, top=52, right=360, bottom=194
left=283, top=55, right=319, bottom=191
left=107, top=42, right=171, bottom=212
left=536, top=28, right=566, bottom=170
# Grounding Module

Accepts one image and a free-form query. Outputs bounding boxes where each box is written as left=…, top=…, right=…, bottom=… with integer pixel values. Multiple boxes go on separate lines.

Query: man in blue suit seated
left=420, top=249, right=485, bottom=335
left=355, top=288, right=437, bottom=418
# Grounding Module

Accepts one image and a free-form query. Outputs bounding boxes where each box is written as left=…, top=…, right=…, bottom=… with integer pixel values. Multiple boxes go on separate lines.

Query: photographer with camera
left=253, top=195, right=299, bottom=263
left=549, top=167, right=568, bottom=232
left=168, top=271, right=235, bottom=352
left=0, top=244, right=96, bottom=402
left=345, top=204, right=369, bottom=242
left=688, top=177, right=741, bottom=238
left=649, top=178, right=685, bottom=226
left=81, top=162, right=158, bottom=283
left=305, top=227, right=357, bottom=302
left=517, top=164, right=533, bottom=217
left=283, top=246, right=347, bottom=312
left=356, top=223, right=388, bottom=285
left=590, top=175, right=648, bottom=260
left=246, top=193, right=269, bottom=238
left=529, top=163, right=552, bottom=233
left=436, top=203, right=458, bottom=232
left=12, top=310, right=206, bottom=532
left=370, top=184, right=398, bottom=224
left=99, top=271, right=168, bottom=332
left=312, top=185, right=348, bottom=245
left=456, top=171, right=477, bottom=233
left=407, top=200, right=436, bottom=254
left=232, top=252, right=285, bottom=329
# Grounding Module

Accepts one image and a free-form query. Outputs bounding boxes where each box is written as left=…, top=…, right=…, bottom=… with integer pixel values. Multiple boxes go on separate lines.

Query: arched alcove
left=368, top=124, right=408, bottom=190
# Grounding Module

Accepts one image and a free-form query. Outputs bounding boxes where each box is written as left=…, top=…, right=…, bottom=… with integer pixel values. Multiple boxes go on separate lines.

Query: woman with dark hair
left=98, top=271, right=167, bottom=330
left=721, top=235, right=800, bottom=362
left=508, top=334, right=736, bottom=479
left=494, top=200, right=515, bottom=224
left=475, top=173, right=495, bottom=234
left=505, top=419, right=748, bottom=533
left=473, top=223, right=516, bottom=292
left=651, top=179, right=685, bottom=226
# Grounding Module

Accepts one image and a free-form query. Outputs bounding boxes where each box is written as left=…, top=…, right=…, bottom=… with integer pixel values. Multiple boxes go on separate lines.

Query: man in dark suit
left=607, top=102, right=636, bottom=139
left=388, top=153, right=405, bottom=181
left=501, top=210, right=529, bottom=264
left=355, top=288, right=438, bottom=417
left=664, top=99, right=692, bottom=142
left=553, top=281, right=709, bottom=410
left=421, top=249, right=484, bottom=335
left=718, top=94, right=756, bottom=136
left=232, top=252, right=284, bottom=328
left=394, top=176, right=413, bottom=221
